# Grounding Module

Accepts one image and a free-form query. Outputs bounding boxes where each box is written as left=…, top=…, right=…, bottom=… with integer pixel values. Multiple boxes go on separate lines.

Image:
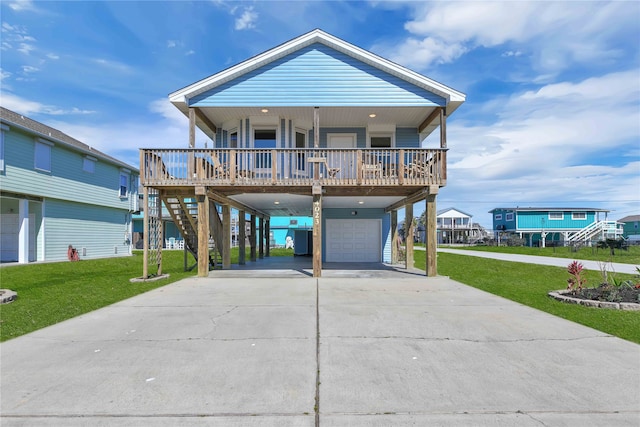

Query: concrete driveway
left=1, top=269, right=639, bottom=426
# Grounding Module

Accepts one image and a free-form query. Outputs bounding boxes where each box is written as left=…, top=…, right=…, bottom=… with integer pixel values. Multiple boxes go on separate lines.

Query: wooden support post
left=312, top=189, right=322, bottom=278
left=239, top=210, right=246, bottom=265
left=439, top=109, right=447, bottom=149
left=405, top=203, right=414, bottom=270
left=426, top=193, right=438, bottom=276
left=250, top=214, right=257, bottom=262
left=197, top=194, right=210, bottom=277
left=265, top=218, right=270, bottom=257
left=156, top=193, right=163, bottom=276
left=391, top=210, right=398, bottom=264
left=142, top=185, right=149, bottom=278
left=313, top=107, right=320, bottom=180
left=222, top=204, right=231, bottom=269
left=189, top=108, right=196, bottom=148
left=258, top=217, right=264, bottom=259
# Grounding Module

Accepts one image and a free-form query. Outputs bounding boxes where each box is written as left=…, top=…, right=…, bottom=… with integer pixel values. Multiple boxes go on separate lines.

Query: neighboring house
left=269, top=216, right=312, bottom=247
left=140, top=29, right=465, bottom=277
left=618, top=215, right=640, bottom=237
left=489, top=207, right=623, bottom=247
left=0, top=107, right=139, bottom=263
left=436, top=207, right=485, bottom=244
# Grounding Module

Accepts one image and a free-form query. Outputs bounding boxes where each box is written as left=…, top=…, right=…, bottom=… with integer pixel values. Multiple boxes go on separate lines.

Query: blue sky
left=1, top=0, right=639, bottom=227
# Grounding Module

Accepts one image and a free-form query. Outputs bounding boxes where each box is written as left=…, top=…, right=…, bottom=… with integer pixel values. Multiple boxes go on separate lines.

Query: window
left=254, top=129, right=276, bottom=168
left=229, top=130, right=238, bottom=148
left=494, top=214, right=502, bottom=220
left=295, top=129, right=307, bottom=171
left=119, top=172, right=129, bottom=198
left=572, top=212, right=586, bottom=220
left=506, top=213, right=514, bottom=221
left=35, top=140, right=52, bottom=172
left=370, top=133, right=392, bottom=148
left=549, top=212, right=564, bottom=220
left=83, top=156, right=96, bottom=173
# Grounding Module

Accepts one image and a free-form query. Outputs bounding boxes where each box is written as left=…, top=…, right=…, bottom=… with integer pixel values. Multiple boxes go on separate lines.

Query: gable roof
left=170, top=29, right=465, bottom=115
left=437, top=207, right=473, bottom=218
left=619, top=215, right=640, bottom=223
left=0, top=107, right=138, bottom=172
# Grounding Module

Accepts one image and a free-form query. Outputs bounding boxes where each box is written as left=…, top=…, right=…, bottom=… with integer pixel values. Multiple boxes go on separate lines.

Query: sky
left=1, top=0, right=639, bottom=228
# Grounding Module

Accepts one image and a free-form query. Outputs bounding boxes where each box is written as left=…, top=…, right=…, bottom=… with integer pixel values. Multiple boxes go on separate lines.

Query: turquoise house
left=140, top=29, right=465, bottom=277
left=268, top=216, right=312, bottom=247
left=0, top=107, right=139, bottom=263
left=489, top=207, right=622, bottom=246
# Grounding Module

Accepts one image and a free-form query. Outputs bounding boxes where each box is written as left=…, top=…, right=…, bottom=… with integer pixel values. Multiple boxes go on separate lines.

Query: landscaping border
left=548, top=290, right=640, bottom=311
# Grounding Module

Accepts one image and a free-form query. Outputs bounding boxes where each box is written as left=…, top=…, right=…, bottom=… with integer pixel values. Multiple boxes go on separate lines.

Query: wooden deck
left=140, top=148, right=447, bottom=194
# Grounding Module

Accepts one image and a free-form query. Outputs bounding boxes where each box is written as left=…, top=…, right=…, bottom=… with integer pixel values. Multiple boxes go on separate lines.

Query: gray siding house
left=0, top=107, right=139, bottom=263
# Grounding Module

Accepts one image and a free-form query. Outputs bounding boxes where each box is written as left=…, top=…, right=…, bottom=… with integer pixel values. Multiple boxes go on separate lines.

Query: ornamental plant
left=567, top=260, right=587, bottom=291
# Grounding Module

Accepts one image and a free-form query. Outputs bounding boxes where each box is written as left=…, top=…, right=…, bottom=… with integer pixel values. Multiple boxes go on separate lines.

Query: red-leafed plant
left=567, top=261, right=587, bottom=291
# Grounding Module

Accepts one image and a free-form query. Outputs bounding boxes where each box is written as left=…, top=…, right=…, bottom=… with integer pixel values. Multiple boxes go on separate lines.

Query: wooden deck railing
left=140, top=148, right=447, bottom=187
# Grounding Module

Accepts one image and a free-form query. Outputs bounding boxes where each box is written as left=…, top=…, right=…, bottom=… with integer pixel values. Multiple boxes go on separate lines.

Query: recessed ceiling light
left=369, top=113, right=376, bottom=118
left=261, top=108, right=269, bottom=113
left=358, top=200, right=364, bottom=204
left=274, top=201, right=280, bottom=205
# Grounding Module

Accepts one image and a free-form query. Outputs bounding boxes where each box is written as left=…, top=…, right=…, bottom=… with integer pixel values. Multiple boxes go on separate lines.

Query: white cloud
left=167, top=40, right=177, bottom=48
left=46, top=53, right=59, bottom=60
left=0, top=68, right=11, bottom=80
left=379, top=1, right=637, bottom=73
left=6, top=0, right=38, bottom=12
left=21, top=65, right=38, bottom=73
left=185, top=50, right=195, bottom=56
left=17, top=42, right=35, bottom=54
left=235, top=7, right=258, bottom=30
left=92, top=58, right=133, bottom=74
left=0, top=92, right=95, bottom=116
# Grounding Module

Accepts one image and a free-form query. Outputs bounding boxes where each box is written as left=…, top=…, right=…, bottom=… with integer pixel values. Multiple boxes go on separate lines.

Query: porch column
left=222, top=204, right=231, bottom=269
left=391, top=210, right=399, bottom=264
left=258, top=217, right=264, bottom=259
left=18, top=199, right=29, bottom=264
left=189, top=108, right=196, bottom=148
left=197, top=192, right=210, bottom=277
left=238, top=210, right=246, bottom=265
left=143, top=186, right=149, bottom=277
left=250, top=214, right=257, bottom=262
left=312, top=189, right=322, bottom=277
left=265, top=218, right=270, bottom=257
left=405, top=203, right=414, bottom=270
left=426, top=191, right=438, bottom=277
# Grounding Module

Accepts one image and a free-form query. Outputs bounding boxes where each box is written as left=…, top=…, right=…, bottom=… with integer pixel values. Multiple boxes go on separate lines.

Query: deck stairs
left=567, top=220, right=623, bottom=243
left=161, top=196, right=224, bottom=270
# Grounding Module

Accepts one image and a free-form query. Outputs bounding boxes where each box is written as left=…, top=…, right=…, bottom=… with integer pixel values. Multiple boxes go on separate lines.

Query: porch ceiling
left=229, top=193, right=405, bottom=217
left=193, top=106, right=441, bottom=139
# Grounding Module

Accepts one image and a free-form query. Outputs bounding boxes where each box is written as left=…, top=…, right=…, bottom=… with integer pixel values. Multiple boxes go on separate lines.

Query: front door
left=327, top=133, right=356, bottom=178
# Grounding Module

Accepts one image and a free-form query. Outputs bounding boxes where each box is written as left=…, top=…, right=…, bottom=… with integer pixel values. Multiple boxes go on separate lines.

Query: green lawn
left=415, top=251, right=640, bottom=344
left=3, top=248, right=638, bottom=344
left=443, top=244, right=640, bottom=265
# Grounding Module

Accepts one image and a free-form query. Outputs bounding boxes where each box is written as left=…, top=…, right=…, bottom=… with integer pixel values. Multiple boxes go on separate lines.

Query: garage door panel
left=326, top=219, right=381, bottom=263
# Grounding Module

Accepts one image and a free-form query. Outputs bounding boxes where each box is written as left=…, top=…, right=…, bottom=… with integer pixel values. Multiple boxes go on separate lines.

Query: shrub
left=567, top=260, right=587, bottom=291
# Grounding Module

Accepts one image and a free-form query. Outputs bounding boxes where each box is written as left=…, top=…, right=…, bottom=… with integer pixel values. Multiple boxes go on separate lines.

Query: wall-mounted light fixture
left=261, top=108, right=269, bottom=113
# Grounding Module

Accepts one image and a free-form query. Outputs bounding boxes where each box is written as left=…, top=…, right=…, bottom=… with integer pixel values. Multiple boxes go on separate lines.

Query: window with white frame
left=506, top=213, right=514, bottom=221
left=34, top=140, right=53, bottom=172
left=549, top=212, right=564, bottom=220
left=572, top=212, right=587, bottom=220
left=369, top=133, right=393, bottom=148
left=494, top=214, right=502, bottom=220
left=83, top=156, right=96, bottom=173
left=119, top=171, right=129, bottom=198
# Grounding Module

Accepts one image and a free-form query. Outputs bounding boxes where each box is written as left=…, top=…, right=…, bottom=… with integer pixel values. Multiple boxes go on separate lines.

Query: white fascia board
left=169, top=29, right=466, bottom=111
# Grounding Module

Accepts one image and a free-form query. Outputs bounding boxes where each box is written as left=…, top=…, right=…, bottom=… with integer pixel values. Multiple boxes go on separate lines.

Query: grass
left=3, top=246, right=638, bottom=344
left=414, top=250, right=640, bottom=344
left=443, top=244, right=640, bottom=265
left=0, top=247, right=297, bottom=342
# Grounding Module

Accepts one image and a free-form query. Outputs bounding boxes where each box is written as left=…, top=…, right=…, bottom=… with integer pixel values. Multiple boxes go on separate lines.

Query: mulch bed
left=566, top=284, right=640, bottom=304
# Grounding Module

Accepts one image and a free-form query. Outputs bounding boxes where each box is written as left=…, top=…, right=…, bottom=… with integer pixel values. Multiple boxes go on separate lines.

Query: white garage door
left=326, top=219, right=381, bottom=263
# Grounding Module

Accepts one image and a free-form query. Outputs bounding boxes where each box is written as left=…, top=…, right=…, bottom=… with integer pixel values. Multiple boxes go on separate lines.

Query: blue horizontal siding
left=396, top=128, right=419, bottom=148
left=517, top=211, right=596, bottom=230
left=190, top=44, right=446, bottom=107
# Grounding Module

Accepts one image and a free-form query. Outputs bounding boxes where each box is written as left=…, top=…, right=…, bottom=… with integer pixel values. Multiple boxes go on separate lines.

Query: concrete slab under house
left=140, top=29, right=466, bottom=278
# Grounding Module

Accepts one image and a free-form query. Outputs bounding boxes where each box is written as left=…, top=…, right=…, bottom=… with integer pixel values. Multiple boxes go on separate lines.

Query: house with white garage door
left=139, top=29, right=465, bottom=278
left=0, top=107, right=139, bottom=263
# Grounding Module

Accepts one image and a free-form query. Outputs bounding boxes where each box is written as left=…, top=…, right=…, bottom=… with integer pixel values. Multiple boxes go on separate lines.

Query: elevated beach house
left=0, top=107, right=139, bottom=263
left=140, top=29, right=465, bottom=277
left=490, top=207, right=623, bottom=247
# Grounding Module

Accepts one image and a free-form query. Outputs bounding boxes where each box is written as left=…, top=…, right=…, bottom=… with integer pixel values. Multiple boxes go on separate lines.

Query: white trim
left=549, top=212, right=564, bottom=220
left=494, top=214, right=503, bottom=220
left=572, top=212, right=587, bottom=220
left=41, top=199, right=45, bottom=261
left=505, top=213, right=514, bottom=221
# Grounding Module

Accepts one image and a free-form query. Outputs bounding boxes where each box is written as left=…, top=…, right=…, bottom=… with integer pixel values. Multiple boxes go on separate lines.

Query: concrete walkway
left=435, top=247, right=639, bottom=274
left=1, top=268, right=638, bottom=426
